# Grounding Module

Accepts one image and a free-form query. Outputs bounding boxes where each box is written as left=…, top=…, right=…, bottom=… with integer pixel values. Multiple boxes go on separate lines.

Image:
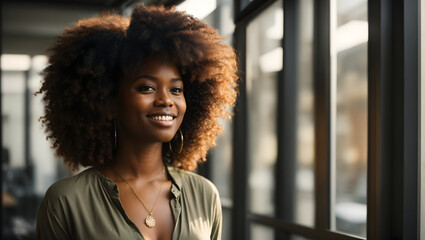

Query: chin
left=151, top=132, right=177, bottom=143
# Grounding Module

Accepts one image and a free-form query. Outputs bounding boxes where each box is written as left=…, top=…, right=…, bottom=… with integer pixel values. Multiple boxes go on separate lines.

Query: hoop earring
left=169, top=129, right=183, bottom=154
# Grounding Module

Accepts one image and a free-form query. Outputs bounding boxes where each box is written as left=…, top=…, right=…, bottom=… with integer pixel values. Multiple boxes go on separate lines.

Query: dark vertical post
left=24, top=70, right=33, bottom=183
left=234, top=0, right=241, bottom=18
left=0, top=1, right=3, bottom=236
left=368, top=0, right=421, bottom=238
left=275, top=0, right=298, bottom=238
left=277, top=0, right=298, bottom=226
left=367, top=0, right=395, bottom=239
left=402, top=0, right=420, bottom=238
left=232, top=24, right=248, bottom=240
left=313, top=0, right=331, bottom=231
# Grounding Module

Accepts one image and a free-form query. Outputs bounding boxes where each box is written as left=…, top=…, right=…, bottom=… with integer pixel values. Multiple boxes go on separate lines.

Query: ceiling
left=1, top=0, right=182, bottom=55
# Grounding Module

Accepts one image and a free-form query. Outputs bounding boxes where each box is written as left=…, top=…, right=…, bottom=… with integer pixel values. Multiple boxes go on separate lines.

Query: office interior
left=1, top=0, right=424, bottom=239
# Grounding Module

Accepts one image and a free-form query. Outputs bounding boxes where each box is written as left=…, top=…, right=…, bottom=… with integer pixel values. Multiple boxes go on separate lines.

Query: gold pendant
left=145, top=214, right=156, bottom=228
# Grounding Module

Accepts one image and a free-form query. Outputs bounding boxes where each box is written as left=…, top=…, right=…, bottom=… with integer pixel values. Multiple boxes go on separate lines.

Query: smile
left=147, top=114, right=177, bottom=127
left=150, top=115, right=174, bottom=121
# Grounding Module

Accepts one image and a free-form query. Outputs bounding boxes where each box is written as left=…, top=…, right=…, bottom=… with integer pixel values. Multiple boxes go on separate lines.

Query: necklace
left=112, top=167, right=165, bottom=228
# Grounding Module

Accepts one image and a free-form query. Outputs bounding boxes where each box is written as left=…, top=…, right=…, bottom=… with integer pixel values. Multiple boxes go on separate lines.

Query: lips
left=150, top=115, right=174, bottom=121
left=147, top=113, right=177, bottom=127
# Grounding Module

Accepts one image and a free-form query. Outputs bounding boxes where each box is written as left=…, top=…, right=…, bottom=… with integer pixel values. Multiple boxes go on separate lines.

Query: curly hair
left=38, top=4, right=239, bottom=171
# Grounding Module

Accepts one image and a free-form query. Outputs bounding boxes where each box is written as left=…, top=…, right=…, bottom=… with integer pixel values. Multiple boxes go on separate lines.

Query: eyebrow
left=132, top=75, right=183, bottom=83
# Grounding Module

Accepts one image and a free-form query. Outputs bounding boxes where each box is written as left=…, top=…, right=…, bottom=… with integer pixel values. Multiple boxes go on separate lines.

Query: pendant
left=145, top=214, right=156, bottom=228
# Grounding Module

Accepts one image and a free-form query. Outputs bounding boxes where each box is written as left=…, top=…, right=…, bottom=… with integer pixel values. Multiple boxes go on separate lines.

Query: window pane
left=246, top=0, right=282, bottom=216
left=250, top=223, right=274, bottom=240
left=240, top=0, right=253, bottom=10
left=222, top=208, right=232, bottom=240
left=206, top=0, right=234, bottom=202
left=290, top=234, right=314, bottom=240
left=332, top=0, right=368, bottom=237
left=210, top=118, right=233, bottom=200
left=205, top=0, right=235, bottom=234
left=2, top=56, right=71, bottom=239
left=2, top=70, right=32, bottom=238
left=295, top=0, right=315, bottom=227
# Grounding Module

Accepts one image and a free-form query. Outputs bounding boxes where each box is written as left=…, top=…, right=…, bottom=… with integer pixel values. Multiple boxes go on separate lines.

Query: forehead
left=121, top=55, right=182, bottom=83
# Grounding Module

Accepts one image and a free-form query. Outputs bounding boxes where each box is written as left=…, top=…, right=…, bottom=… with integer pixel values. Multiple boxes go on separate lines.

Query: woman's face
left=114, top=56, right=186, bottom=144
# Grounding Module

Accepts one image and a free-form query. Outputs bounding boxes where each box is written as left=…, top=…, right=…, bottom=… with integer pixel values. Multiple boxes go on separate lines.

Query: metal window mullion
left=329, top=0, right=337, bottom=231
left=313, top=0, right=332, bottom=231
left=420, top=1, right=425, bottom=238
left=276, top=0, right=298, bottom=222
left=249, top=213, right=364, bottom=240
left=274, top=0, right=299, bottom=238
left=402, top=0, right=420, bottom=238
left=367, top=0, right=387, bottom=238
left=232, top=23, right=248, bottom=240
left=0, top=3, right=3, bottom=236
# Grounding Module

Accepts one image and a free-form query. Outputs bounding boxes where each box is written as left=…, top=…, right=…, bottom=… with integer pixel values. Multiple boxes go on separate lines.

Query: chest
left=118, top=181, right=174, bottom=240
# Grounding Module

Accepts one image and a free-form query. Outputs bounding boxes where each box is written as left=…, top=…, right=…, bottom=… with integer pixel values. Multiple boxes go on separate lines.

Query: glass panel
left=332, top=0, right=368, bottom=237
left=222, top=208, right=232, bottom=240
left=210, top=118, right=233, bottom=200
left=290, top=234, right=313, bottom=240
left=250, top=223, right=274, bottom=240
left=246, top=0, right=282, bottom=216
left=2, top=55, right=70, bottom=239
left=275, top=231, right=314, bottom=240
left=295, top=0, right=315, bottom=227
left=2, top=70, right=29, bottom=238
left=206, top=0, right=234, bottom=232
left=240, top=0, right=253, bottom=10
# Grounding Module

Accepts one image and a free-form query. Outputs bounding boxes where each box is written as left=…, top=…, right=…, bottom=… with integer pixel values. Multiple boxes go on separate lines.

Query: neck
left=112, top=137, right=165, bottom=179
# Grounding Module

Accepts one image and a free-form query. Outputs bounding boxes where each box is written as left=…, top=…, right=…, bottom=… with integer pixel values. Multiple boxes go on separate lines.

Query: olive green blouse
left=36, top=165, right=222, bottom=240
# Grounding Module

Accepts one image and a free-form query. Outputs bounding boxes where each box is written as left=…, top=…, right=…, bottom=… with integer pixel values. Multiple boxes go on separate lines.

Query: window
left=2, top=0, right=423, bottom=239
left=1, top=54, right=71, bottom=239
left=331, top=0, right=368, bottom=237
left=246, top=0, right=282, bottom=217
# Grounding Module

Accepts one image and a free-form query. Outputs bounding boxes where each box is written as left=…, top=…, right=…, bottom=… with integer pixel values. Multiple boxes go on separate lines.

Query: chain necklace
left=113, top=167, right=165, bottom=228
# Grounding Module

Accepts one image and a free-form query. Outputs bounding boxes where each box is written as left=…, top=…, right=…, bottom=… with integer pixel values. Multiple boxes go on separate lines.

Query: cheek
left=179, top=97, right=187, bottom=116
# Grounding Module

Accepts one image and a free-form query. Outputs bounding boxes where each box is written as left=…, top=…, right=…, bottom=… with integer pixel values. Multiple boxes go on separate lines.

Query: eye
left=170, top=87, right=184, bottom=95
left=136, top=85, right=155, bottom=93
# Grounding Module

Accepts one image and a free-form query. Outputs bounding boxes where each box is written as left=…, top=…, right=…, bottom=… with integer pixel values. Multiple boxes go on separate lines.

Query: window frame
left=368, top=0, right=421, bottom=239
left=226, top=0, right=423, bottom=239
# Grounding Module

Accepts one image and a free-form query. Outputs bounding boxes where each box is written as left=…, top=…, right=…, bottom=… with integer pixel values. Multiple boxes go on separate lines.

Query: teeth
left=151, top=115, right=173, bottom=121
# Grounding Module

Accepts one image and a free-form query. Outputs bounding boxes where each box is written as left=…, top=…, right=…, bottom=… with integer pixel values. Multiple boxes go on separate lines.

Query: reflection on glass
left=206, top=0, right=234, bottom=203
left=246, top=0, right=282, bottom=216
left=210, top=118, right=233, bottom=201
left=2, top=70, right=29, bottom=238
left=240, top=0, right=253, bottom=10
left=250, top=223, right=274, bottom=240
left=222, top=208, right=232, bottom=240
left=295, top=0, right=315, bottom=227
left=291, top=235, right=313, bottom=240
left=332, top=0, right=368, bottom=237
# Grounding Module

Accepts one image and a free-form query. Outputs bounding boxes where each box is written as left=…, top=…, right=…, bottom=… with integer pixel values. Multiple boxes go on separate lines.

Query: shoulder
left=170, top=167, right=219, bottom=198
left=43, top=168, right=99, bottom=201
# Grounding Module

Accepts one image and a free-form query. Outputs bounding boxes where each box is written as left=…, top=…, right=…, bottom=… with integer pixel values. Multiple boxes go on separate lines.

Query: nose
left=154, top=89, right=174, bottom=107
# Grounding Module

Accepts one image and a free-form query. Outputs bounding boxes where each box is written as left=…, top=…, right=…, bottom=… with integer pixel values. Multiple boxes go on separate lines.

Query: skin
left=100, top=55, right=186, bottom=240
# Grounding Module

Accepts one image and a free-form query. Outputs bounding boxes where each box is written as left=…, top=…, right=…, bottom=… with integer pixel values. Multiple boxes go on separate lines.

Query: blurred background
left=1, top=0, right=424, bottom=239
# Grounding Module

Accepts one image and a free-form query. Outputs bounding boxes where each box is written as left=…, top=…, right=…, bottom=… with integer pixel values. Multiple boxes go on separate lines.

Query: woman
left=36, top=4, right=238, bottom=240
